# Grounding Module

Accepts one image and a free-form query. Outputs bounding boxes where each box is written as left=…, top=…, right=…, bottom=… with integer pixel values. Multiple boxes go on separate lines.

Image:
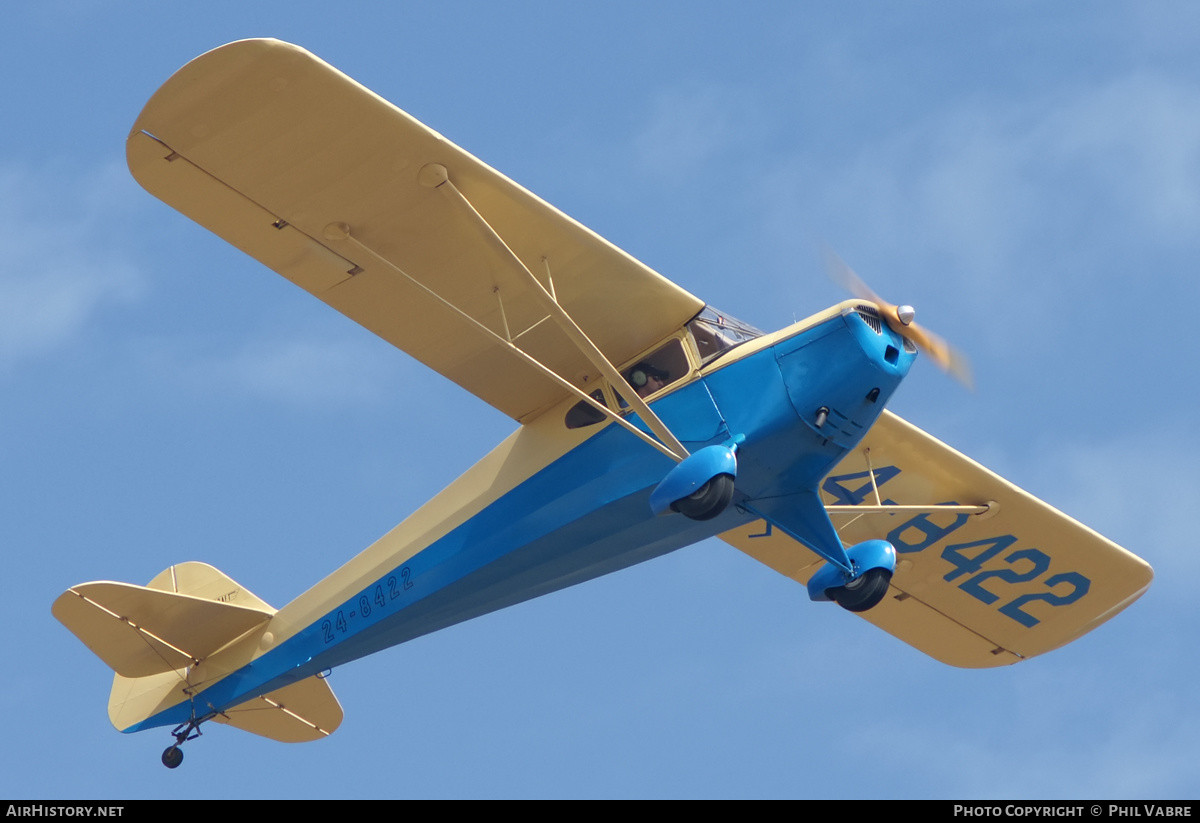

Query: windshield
left=688, top=307, right=763, bottom=365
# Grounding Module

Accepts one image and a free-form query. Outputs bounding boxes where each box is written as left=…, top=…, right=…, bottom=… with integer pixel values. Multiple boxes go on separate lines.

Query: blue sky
left=4, top=1, right=1199, bottom=799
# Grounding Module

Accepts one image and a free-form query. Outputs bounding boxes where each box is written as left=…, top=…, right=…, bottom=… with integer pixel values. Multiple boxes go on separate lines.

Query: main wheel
left=670, top=474, right=735, bottom=521
left=828, top=568, right=892, bottom=613
left=162, top=746, right=183, bottom=769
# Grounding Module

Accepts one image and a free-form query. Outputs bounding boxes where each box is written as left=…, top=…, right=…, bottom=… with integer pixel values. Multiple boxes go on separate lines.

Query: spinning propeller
left=825, top=249, right=973, bottom=389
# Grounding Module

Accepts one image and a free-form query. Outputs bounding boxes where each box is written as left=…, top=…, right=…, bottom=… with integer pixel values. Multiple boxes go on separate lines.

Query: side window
left=618, top=339, right=689, bottom=407
left=565, top=389, right=608, bottom=429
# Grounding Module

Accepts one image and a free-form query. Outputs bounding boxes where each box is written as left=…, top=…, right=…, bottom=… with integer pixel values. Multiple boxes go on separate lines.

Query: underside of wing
left=721, top=411, right=1152, bottom=667
left=127, top=38, right=703, bottom=423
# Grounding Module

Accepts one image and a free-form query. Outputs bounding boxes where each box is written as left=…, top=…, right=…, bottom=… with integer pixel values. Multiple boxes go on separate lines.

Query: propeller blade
left=824, top=247, right=883, bottom=305
left=895, top=315, right=973, bottom=389
left=824, top=248, right=973, bottom=389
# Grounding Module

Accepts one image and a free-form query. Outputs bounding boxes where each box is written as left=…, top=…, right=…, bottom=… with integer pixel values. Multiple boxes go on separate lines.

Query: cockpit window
left=688, top=307, right=762, bottom=365
left=565, top=389, right=608, bottom=429
left=564, top=335, right=697, bottom=428
left=618, top=338, right=689, bottom=407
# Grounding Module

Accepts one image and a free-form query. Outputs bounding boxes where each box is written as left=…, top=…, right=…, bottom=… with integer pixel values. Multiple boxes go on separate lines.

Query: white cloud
left=1038, top=73, right=1200, bottom=241
left=0, top=164, right=142, bottom=368
left=634, top=86, right=758, bottom=182
left=768, top=70, right=1200, bottom=290
left=155, top=330, right=410, bottom=410
left=211, top=336, right=399, bottom=407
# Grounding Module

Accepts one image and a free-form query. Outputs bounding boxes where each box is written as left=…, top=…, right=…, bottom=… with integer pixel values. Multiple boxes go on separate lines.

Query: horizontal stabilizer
left=722, top=411, right=1153, bottom=667
left=53, top=579, right=272, bottom=678
left=213, top=675, right=343, bottom=743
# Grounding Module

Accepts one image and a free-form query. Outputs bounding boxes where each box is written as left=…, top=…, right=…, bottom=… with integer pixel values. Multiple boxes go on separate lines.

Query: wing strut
left=320, top=222, right=684, bottom=462
left=823, top=449, right=996, bottom=520
left=421, top=163, right=690, bottom=463
left=826, top=503, right=994, bottom=515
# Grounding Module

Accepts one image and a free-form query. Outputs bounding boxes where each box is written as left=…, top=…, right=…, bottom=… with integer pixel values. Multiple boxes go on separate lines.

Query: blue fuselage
left=132, top=307, right=914, bottom=732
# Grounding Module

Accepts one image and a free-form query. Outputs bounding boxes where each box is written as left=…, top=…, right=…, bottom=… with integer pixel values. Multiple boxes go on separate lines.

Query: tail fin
left=54, top=562, right=342, bottom=741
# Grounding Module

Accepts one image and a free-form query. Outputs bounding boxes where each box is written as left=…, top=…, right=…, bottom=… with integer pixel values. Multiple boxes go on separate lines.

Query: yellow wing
left=720, top=411, right=1152, bottom=667
left=127, top=38, right=703, bottom=423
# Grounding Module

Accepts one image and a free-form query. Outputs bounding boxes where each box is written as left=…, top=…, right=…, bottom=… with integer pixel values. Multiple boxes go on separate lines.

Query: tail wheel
left=671, top=474, right=735, bottom=521
left=829, top=568, right=892, bottom=613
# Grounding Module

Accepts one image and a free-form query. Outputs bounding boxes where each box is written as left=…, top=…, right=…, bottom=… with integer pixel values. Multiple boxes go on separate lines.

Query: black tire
left=162, top=746, right=183, bottom=769
left=828, top=568, right=892, bottom=613
left=671, top=474, right=735, bottom=521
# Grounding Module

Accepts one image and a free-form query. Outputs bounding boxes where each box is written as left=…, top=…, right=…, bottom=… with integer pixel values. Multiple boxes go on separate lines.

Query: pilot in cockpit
left=628, top=362, right=669, bottom=398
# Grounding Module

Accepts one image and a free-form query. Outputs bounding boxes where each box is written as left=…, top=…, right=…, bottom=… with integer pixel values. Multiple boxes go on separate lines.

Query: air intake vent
left=853, top=305, right=882, bottom=334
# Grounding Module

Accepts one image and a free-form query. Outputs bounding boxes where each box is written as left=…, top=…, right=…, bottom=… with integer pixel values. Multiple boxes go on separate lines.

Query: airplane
left=53, top=39, right=1153, bottom=770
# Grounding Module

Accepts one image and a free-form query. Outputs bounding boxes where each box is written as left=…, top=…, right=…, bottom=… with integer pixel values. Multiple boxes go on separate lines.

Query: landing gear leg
left=160, top=713, right=211, bottom=769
